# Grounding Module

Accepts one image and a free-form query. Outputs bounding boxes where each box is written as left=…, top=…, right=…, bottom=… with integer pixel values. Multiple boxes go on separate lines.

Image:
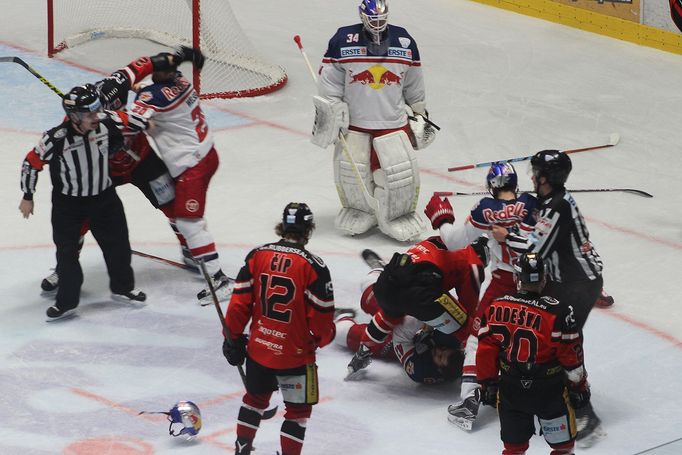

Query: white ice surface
left=1, top=1, right=681, bottom=454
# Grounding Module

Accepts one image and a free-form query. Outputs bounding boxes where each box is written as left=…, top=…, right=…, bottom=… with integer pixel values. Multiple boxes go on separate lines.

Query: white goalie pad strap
left=334, top=131, right=374, bottom=213
left=373, top=131, right=420, bottom=221
left=311, top=96, right=349, bottom=149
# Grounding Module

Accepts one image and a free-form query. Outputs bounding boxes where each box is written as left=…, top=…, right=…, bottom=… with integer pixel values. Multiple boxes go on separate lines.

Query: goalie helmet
left=514, top=252, right=545, bottom=285
left=486, top=162, right=518, bottom=196
left=167, top=401, right=202, bottom=439
left=359, top=0, right=389, bottom=43
left=530, top=149, right=572, bottom=187
left=282, top=202, right=314, bottom=234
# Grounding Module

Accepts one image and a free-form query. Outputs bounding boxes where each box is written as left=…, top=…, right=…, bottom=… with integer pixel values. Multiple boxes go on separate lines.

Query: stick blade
left=608, top=133, right=620, bottom=146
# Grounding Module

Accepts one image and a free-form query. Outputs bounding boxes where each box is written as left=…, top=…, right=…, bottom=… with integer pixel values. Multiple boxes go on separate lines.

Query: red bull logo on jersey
left=482, top=202, right=528, bottom=224
left=349, top=65, right=403, bottom=90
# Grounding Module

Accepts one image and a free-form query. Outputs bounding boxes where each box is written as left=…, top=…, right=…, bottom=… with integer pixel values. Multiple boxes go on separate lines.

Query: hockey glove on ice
left=424, top=194, right=455, bottom=230
left=223, top=335, right=248, bottom=366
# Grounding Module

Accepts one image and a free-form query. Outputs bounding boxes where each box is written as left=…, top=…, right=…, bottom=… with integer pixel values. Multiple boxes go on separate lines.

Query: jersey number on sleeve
left=259, top=274, right=295, bottom=323
left=191, top=106, right=208, bottom=142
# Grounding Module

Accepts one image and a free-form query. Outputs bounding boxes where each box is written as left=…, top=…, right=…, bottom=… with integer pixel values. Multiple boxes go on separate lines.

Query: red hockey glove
left=424, top=194, right=455, bottom=230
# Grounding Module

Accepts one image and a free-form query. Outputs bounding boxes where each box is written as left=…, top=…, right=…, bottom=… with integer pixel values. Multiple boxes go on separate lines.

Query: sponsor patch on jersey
left=53, top=128, right=67, bottom=139
left=340, top=46, right=367, bottom=57
left=398, top=37, right=411, bottom=48
left=138, top=91, right=153, bottom=103
left=387, top=47, right=412, bottom=59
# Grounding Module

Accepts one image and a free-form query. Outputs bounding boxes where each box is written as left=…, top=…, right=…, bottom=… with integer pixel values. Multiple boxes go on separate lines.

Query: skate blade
left=344, top=367, right=367, bottom=381
left=447, top=414, right=474, bottom=431
left=577, top=425, right=606, bottom=448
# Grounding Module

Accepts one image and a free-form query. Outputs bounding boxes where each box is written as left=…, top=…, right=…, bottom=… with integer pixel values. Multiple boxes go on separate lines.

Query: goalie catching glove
left=311, top=96, right=349, bottom=148
left=408, top=101, right=436, bottom=150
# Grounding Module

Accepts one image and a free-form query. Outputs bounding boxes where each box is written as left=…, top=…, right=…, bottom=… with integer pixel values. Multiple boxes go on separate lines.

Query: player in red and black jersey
left=345, top=234, right=489, bottom=379
left=222, top=203, right=335, bottom=455
left=476, top=252, right=585, bottom=455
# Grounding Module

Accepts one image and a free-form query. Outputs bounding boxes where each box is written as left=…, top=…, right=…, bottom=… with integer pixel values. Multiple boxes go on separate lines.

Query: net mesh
left=50, top=0, right=287, bottom=98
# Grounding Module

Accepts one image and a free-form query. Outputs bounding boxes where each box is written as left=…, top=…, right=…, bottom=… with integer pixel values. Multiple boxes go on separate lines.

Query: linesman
left=19, top=84, right=146, bottom=321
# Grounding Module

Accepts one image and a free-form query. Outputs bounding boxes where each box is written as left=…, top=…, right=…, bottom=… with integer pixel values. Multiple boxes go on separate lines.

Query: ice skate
left=595, top=289, right=614, bottom=308
left=198, top=270, right=233, bottom=305
left=112, top=289, right=147, bottom=303
left=361, top=249, right=386, bottom=270
left=345, top=344, right=372, bottom=380
left=41, top=269, right=59, bottom=296
left=447, top=389, right=481, bottom=431
left=45, top=305, right=77, bottom=322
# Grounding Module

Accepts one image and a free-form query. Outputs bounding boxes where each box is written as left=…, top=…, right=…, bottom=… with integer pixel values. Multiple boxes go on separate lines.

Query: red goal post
left=47, top=0, right=287, bottom=99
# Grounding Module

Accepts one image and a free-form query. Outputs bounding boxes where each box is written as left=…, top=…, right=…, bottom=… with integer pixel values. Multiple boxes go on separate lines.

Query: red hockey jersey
left=226, top=240, right=336, bottom=369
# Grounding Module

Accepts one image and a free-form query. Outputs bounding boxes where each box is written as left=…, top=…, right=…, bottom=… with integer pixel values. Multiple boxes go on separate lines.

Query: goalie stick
left=0, top=56, right=64, bottom=97
left=447, top=133, right=620, bottom=172
left=434, top=188, right=652, bottom=198
left=197, top=259, right=278, bottom=420
left=293, top=35, right=379, bottom=212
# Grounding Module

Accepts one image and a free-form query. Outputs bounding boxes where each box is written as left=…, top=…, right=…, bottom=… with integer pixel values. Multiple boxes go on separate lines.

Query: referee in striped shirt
left=18, top=84, right=146, bottom=321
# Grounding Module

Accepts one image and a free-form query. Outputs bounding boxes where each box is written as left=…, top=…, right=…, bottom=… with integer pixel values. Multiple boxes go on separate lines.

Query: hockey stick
left=197, top=259, right=278, bottom=420
left=293, top=35, right=379, bottom=212
left=0, top=56, right=64, bottom=97
left=447, top=133, right=620, bottom=172
left=131, top=249, right=198, bottom=272
left=434, top=187, right=653, bottom=198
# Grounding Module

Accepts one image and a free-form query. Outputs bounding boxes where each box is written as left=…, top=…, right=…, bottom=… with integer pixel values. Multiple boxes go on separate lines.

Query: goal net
left=47, top=0, right=288, bottom=99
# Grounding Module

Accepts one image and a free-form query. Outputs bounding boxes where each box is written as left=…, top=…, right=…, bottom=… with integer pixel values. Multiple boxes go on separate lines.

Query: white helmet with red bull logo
left=359, top=0, right=389, bottom=44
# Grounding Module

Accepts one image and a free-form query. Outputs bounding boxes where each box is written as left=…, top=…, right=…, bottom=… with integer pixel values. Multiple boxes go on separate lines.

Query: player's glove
left=174, top=46, right=205, bottom=70
left=150, top=52, right=177, bottom=72
left=479, top=380, right=499, bottom=408
left=568, top=381, right=591, bottom=410
left=223, top=334, right=248, bottom=366
left=424, top=194, right=455, bottom=230
left=470, top=236, right=490, bottom=268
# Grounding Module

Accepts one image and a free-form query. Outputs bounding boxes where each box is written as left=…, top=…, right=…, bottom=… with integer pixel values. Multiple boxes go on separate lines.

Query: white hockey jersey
left=130, top=73, right=213, bottom=177
left=318, top=24, right=425, bottom=130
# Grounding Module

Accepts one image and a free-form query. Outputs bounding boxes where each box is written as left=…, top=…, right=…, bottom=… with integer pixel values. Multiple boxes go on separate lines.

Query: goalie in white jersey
left=312, top=0, right=437, bottom=242
left=128, top=49, right=230, bottom=303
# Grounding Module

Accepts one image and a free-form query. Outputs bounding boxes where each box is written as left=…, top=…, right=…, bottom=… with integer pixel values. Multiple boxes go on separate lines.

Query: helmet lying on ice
left=167, top=401, right=202, bottom=439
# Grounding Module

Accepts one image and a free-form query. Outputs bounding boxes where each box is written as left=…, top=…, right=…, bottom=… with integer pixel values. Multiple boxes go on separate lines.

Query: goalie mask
left=359, top=0, right=389, bottom=52
left=167, top=401, right=202, bottom=439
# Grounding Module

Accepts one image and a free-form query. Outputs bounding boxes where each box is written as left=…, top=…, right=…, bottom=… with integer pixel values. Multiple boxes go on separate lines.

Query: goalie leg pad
left=311, top=96, right=349, bottom=149
left=334, top=131, right=377, bottom=234
left=372, top=131, right=425, bottom=241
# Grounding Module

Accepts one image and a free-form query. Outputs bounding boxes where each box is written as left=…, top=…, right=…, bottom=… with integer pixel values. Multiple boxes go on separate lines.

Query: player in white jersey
left=127, top=51, right=230, bottom=303
left=311, top=0, right=437, bottom=242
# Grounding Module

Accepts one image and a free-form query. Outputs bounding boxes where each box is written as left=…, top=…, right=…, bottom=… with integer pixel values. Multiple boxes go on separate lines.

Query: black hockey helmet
left=62, top=84, right=103, bottom=116
left=530, top=149, right=572, bottom=187
left=513, top=252, right=545, bottom=285
left=282, top=202, right=314, bottom=234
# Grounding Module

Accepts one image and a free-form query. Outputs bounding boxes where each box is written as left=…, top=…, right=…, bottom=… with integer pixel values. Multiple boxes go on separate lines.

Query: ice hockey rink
left=1, top=0, right=682, bottom=454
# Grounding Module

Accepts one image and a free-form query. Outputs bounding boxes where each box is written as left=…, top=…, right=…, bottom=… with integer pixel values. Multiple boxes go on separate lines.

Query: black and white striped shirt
left=21, top=114, right=126, bottom=198
left=504, top=189, right=603, bottom=283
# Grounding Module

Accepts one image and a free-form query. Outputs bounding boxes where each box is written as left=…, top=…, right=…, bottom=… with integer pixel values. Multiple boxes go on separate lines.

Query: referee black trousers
left=52, top=187, right=134, bottom=311
left=544, top=275, right=603, bottom=330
